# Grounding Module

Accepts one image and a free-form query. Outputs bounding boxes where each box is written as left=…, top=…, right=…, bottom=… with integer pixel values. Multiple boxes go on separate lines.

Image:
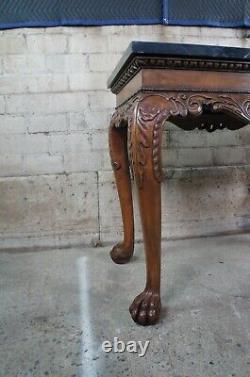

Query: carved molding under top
left=110, top=92, right=250, bottom=187
left=111, top=56, right=250, bottom=94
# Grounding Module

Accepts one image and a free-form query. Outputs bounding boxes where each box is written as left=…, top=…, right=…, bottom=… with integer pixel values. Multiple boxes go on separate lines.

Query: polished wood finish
left=109, top=123, right=134, bottom=263
left=117, top=70, right=250, bottom=106
left=108, top=43, right=250, bottom=326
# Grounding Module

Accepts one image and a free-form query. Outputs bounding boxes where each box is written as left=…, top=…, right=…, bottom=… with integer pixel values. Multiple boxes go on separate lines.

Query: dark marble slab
left=108, top=41, right=250, bottom=88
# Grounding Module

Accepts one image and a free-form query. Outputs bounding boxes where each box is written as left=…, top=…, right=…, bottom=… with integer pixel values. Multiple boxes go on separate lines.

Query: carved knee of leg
left=131, top=120, right=163, bottom=188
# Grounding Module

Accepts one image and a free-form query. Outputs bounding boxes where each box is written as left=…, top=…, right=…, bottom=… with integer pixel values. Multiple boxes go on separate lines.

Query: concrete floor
left=0, top=235, right=250, bottom=377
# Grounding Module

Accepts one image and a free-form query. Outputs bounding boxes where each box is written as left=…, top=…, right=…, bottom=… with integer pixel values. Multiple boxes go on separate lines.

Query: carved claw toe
left=110, top=242, right=134, bottom=264
left=129, top=289, right=161, bottom=326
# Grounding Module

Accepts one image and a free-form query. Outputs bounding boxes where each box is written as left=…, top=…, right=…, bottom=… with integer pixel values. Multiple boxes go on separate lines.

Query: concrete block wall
left=0, top=25, right=250, bottom=249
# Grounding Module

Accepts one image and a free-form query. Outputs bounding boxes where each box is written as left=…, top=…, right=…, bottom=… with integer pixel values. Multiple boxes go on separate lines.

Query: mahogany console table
left=107, top=42, right=250, bottom=326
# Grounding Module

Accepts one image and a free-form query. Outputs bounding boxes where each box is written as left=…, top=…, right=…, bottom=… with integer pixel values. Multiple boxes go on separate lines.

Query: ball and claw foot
left=129, top=289, right=161, bottom=326
left=110, top=242, right=134, bottom=264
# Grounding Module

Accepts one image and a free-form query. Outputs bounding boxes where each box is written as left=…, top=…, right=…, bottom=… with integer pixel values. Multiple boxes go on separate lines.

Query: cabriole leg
left=129, top=97, right=164, bottom=325
left=109, top=119, right=134, bottom=264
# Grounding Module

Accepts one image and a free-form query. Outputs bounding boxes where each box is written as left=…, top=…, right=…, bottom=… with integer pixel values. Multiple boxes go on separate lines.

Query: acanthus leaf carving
left=112, top=92, right=250, bottom=186
left=131, top=92, right=250, bottom=186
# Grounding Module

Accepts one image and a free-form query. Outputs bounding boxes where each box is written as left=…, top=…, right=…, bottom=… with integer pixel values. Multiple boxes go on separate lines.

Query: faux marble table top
left=108, top=41, right=250, bottom=89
